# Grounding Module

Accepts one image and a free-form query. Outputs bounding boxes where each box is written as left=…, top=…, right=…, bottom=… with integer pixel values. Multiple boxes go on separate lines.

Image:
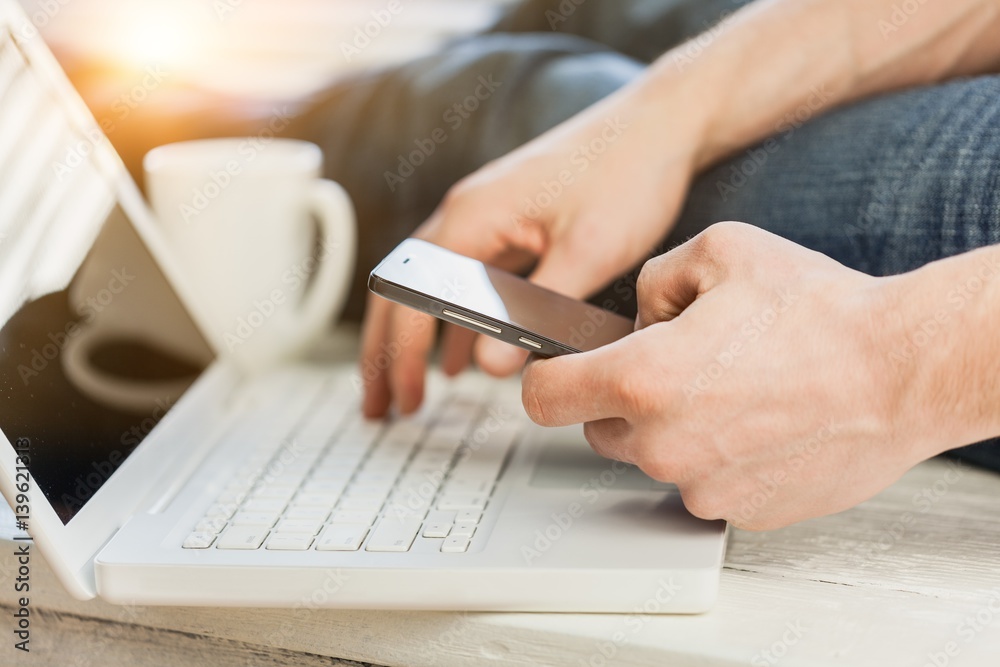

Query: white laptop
left=0, top=0, right=727, bottom=613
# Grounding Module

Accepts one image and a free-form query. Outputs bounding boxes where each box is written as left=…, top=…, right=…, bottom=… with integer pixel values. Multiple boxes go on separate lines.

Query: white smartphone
left=368, top=238, right=635, bottom=357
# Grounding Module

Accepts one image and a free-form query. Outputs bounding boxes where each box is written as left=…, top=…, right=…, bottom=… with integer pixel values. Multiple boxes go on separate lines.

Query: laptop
left=0, top=0, right=727, bottom=613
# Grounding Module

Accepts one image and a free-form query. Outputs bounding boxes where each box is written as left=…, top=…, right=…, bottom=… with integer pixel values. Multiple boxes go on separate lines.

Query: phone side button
left=442, top=309, right=502, bottom=334
left=517, top=336, right=543, bottom=350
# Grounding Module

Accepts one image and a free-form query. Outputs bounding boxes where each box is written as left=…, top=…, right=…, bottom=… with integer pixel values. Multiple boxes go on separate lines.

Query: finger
left=583, top=418, right=637, bottom=464
left=360, top=295, right=392, bottom=418
left=521, top=342, right=627, bottom=427
left=381, top=205, right=508, bottom=412
left=635, top=226, right=733, bottom=329
left=474, top=335, right=529, bottom=377
left=387, top=302, right=437, bottom=415
left=527, top=235, right=609, bottom=300
left=429, top=186, right=549, bottom=264
left=440, top=324, right=477, bottom=376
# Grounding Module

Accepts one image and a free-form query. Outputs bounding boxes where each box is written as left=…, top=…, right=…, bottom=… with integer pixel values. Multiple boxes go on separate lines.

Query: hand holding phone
left=369, top=239, right=635, bottom=358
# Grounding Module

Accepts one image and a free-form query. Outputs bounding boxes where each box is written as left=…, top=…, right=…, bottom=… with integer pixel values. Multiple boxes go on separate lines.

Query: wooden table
left=3, top=355, right=1000, bottom=666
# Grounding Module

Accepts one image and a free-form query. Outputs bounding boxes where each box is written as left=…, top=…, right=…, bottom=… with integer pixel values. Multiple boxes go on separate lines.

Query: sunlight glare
left=113, top=1, right=209, bottom=70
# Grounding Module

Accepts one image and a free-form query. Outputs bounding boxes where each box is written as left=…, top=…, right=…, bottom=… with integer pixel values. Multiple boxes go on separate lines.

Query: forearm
left=885, top=245, right=1000, bottom=458
left=637, top=0, right=1000, bottom=168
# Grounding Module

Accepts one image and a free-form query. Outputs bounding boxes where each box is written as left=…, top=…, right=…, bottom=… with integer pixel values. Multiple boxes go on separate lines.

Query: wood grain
left=2, top=458, right=999, bottom=666
left=1, top=604, right=379, bottom=667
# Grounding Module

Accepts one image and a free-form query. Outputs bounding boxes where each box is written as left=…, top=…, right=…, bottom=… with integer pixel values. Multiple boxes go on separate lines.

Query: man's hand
left=361, top=82, right=703, bottom=418
left=360, top=0, right=1000, bottom=421
left=521, top=222, right=934, bottom=530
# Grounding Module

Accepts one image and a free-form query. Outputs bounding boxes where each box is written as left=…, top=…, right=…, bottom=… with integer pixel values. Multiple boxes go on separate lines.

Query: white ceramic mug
left=144, top=138, right=356, bottom=372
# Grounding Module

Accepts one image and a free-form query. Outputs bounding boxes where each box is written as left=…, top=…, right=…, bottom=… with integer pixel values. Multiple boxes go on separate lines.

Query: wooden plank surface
left=0, top=604, right=377, bottom=667
left=3, top=457, right=999, bottom=666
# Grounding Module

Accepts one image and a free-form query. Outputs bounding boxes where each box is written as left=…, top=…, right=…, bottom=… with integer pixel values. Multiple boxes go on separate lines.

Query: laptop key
left=216, top=527, right=269, bottom=550
left=257, top=468, right=310, bottom=490
left=450, top=524, right=476, bottom=539
left=274, top=518, right=323, bottom=535
left=216, top=489, right=251, bottom=506
left=194, top=517, right=228, bottom=534
left=344, top=483, right=394, bottom=499
left=204, top=503, right=238, bottom=520
left=316, top=524, right=369, bottom=551
left=285, top=506, right=330, bottom=521
left=437, top=495, right=488, bottom=511
left=338, top=496, right=385, bottom=512
left=302, top=479, right=348, bottom=494
left=294, top=492, right=341, bottom=507
left=455, top=510, right=482, bottom=525
left=443, top=478, right=494, bottom=496
left=353, top=471, right=398, bottom=485
left=366, top=519, right=422, bottom=552
left=243, top=498, right=287, bottom=513
left=182, top=532, right=216, bottom=549
left=441, top=536, right=471, bottom=553
left=250, top=486, right=298, bottom=502
left=266, top=535, right=314, bottom=551
left=382, top=505, right=428, bottom=523
left=231, top=512, right=278, bottom=527
left=329, top=510, right=378, bottom=525
left=421, top=522, right=451, bottom=538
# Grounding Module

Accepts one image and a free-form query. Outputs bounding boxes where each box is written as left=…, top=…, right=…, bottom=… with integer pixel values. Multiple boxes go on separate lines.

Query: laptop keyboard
left=183, top=378, right=521, bottom=554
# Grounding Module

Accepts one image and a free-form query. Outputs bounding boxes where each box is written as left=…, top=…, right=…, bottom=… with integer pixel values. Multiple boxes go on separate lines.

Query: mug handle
left=283, top=178, right=357, bottom=355
left=62, top=323, right=196, bottom=414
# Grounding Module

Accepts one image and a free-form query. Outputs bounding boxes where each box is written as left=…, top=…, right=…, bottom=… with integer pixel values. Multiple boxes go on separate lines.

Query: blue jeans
left=285, top=0, right=1000, bottom=471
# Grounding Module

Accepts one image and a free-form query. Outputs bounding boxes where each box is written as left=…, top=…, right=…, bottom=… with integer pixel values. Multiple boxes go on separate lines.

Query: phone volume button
left=518, top=337, right=542, bottom=350
left=442, top=309, right=502, bottom=334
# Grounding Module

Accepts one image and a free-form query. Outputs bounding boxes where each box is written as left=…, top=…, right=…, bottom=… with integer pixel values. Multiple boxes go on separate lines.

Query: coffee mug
left=143, top=138, right=356, bottom=372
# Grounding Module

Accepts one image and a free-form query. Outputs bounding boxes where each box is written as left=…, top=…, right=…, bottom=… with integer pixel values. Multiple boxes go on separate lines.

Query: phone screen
left=370, top=239, right=635, bottom=353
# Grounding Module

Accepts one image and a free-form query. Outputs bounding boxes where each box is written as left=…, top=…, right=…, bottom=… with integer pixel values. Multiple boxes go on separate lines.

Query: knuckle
left=582, top=421, right=613, bottom=458
left=636, top=451, right=681, bottom=484
left=437, top=180, right=483, bottom=226
left=520, top=366, right=550, bottom=426
left=729, top=516, right=769, bottom=532
left=692, top=221, right=744, bottom=260
left=633, top=435, right=692, bottom=484
left=680, top=487, right=726, bottom=521
left=612, top=366, right=653, bottom=418
left=444, top=177, right=476, bottom=205
left=635, top=256, right=664, bottom=302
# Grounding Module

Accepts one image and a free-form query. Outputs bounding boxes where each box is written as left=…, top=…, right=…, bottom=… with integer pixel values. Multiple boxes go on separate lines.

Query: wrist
left=879, top=248, right=1000, bottom=459
left=643, top=1, right=857, bottom=173
left=638, top=57, right=719, bottom=172
left=575, top=68, right=708, bottom=212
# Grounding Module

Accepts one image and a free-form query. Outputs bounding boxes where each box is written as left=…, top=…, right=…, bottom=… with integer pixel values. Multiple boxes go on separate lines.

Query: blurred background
left=17, top=0, right=512, bottom=178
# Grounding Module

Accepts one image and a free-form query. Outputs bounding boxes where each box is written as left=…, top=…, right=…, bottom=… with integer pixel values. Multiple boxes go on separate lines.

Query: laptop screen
left=0, top=30, right=214, bottom=524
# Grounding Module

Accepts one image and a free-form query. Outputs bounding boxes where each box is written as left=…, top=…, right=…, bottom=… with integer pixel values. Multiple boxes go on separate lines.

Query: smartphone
left=368, top=238, right=635, bottom=357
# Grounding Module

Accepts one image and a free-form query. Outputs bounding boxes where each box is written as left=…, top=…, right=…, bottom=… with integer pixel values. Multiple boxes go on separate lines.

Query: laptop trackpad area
left=528, top=428, right=673, bottom=492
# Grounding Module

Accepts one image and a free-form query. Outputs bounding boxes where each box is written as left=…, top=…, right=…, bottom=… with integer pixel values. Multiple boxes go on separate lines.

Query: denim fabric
left=490, top=0, right=755, bottom=63
left=284, top=32, right=643, bottom=323
left=284, top=0, right=1000, bottom=471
